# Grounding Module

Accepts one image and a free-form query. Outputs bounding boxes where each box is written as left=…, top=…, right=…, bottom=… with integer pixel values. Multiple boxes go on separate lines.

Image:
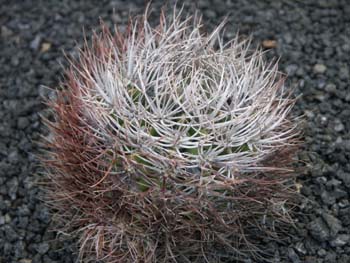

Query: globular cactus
left=42, top=6, right=301, bottom=263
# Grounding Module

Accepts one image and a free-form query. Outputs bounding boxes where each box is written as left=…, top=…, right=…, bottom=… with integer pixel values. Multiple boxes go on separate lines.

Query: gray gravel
left=0, top=0, right=349, bottom=262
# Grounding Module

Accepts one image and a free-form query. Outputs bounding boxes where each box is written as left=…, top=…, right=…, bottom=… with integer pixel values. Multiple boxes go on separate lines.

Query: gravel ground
left=0, top=0, right=349, bottom=262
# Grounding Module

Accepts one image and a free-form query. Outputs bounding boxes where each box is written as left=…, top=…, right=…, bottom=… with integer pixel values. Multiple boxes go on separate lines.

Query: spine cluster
left=43, top=7, right=301, bottom=262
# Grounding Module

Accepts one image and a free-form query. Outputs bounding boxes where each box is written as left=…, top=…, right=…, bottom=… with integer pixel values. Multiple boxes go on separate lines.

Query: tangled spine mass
left=43, top=7, right=301, bottom=263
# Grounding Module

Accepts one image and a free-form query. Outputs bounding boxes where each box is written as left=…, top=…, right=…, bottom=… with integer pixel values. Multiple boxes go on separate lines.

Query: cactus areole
left=43, top=7, right=301, bottom=263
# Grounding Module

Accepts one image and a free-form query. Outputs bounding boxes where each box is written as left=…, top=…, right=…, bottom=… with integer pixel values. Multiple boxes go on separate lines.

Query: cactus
left=42, top=6, right=301, bottom=263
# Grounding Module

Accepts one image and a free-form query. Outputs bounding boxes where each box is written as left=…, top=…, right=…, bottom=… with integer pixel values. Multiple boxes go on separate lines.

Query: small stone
left=339, top=255, right=350, bottom=263
left=37, top=206, right=50, bottom=224
left=19, top=259, right=32, bottom=263
left=344, top=140, right=350, bottom=151
left=321, top=191, right=336, bottom=205
left=295, top=182, right=303, bottom=193
left=304, top=110, right=315, bottom=119
left=325, top=83, right=336, bottom=94
left=313, top=64, right=327, bottom=74
left=322, top=212, right=342, bottom=236
left=3, top=242, right=12, bottom=256
left=283, top=33, right=293, bottom=44
left=334, top=122, right=345, bottom=132
left=7, top=177, right=19, bottom=200
left=30, top=35, right=42, bottom=50
left=317, top=248, right=327, bottom=257
left=18, top=204, right=31, bottom=216
left=40, top=42, right=51, bottom=52
left=288, top=247, right=301, bottom=263
left=316, top=176, right=327, bottom=185
left=8, top=149, right=19, bottom=163
left=325, top=252, right=337, bottom=262
left=314, top=92, right=326, bottom=102
left=339, top=199, right=349, bottom=208
left=17, top=117, right=30, bottom=129
left=317, top=79, right=326, bottom=89
left=330, top=234, right=350, bottom=247
left=4, top=213, right=11, bottom=223
left=342, top=43, right=350, bottom=52
left=345, top=93, right=350, bottom=102
left=1, top=25, right=13, bottom=38
left=262, top=39, right=277, bottom=49
left=14, top=240, right=26, bottom=259
left=308, top=217, right=330, bottom=242
left=332, top=188, right=347, bottom=199
left=319, top=0, right=334, bottom=7
left=339, top=66, right=349, bottom=80
left=204, top=9, right=216, bottom=18
left=18, top=216, right=29, bottom=229
left=285, top=64, right=298, bottom=76
left=294, top=241, right=307, bottom=255
left=326, top=178, right=342, bottom=187
left=337, top=170, right=350, bottom=187
left=296, top=67, right=304, bottom=77
left=4, top=225, right=18, bottom=242
left=0, top=215, right=5, bottom=225
left=35, top=242, right=50, bottom=254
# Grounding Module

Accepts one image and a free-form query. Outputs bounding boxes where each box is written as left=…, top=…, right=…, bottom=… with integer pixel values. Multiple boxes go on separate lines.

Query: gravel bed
left=0, top=0, right=349, bottom=262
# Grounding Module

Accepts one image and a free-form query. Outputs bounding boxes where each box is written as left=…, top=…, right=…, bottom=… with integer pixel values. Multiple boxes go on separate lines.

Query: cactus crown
left=79, top=8, right=296, bottom=179
left=43, top=6, right=300, bottom=262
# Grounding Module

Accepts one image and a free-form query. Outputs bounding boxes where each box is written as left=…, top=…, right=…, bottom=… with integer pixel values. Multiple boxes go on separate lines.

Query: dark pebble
left=35, top=242, right=50, bottom=255
left=288, top=247, right=301, bottom=263
left=308, top=217, right=330, bottom=242
left=330, top=234, right=350, bottom=247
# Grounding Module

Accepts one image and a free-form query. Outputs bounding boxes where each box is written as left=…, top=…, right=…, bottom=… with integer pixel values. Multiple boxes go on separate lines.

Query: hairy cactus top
left=43, top=7, right=301, bottom=263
